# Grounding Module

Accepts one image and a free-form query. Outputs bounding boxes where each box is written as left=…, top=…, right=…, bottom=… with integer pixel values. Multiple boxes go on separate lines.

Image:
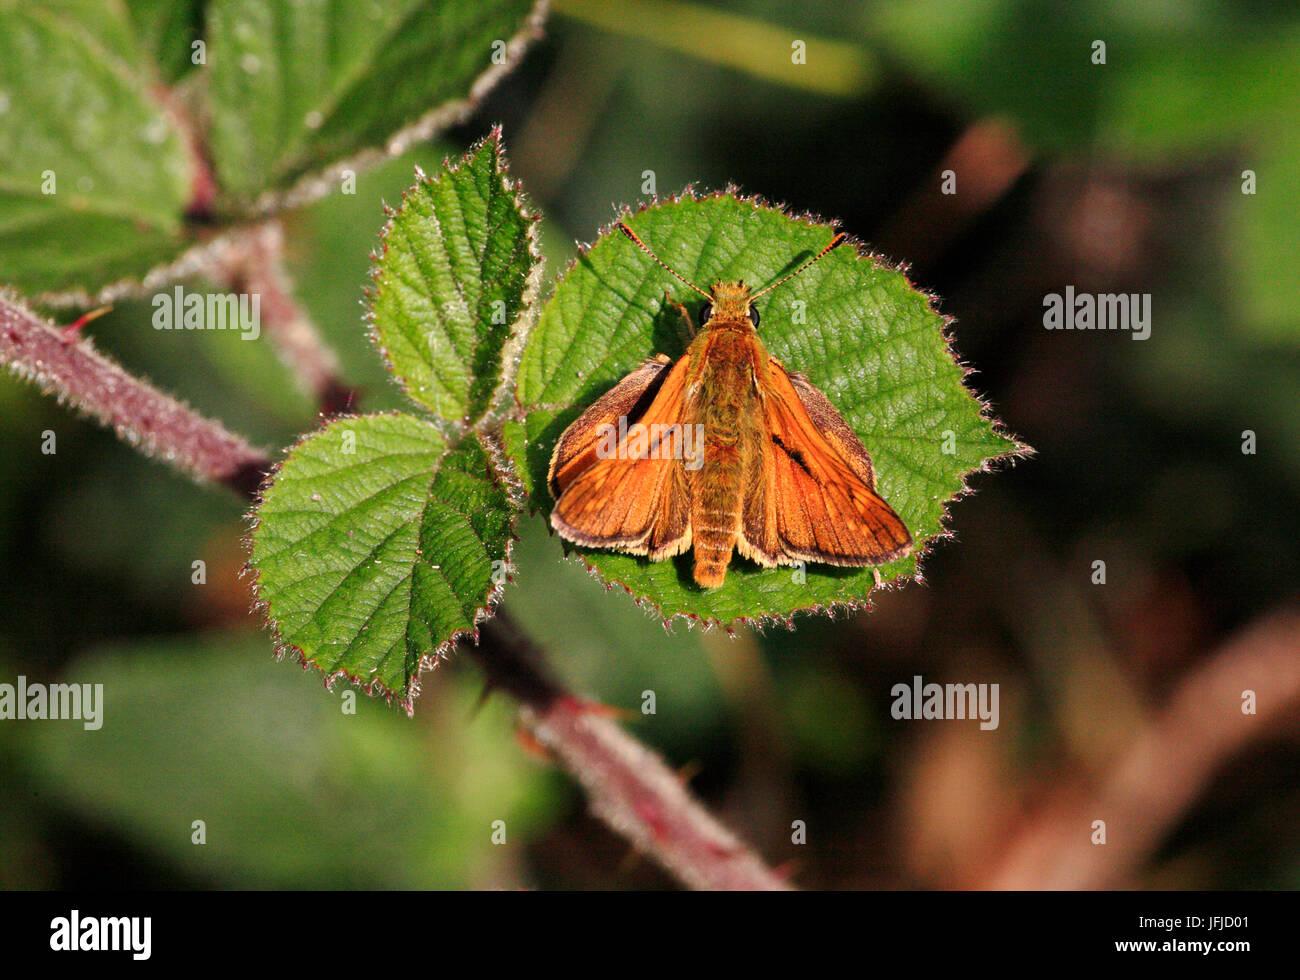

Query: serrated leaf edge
left=28, top=3, right=549, bottom=306
left=228, top=0, right=549, bottom=218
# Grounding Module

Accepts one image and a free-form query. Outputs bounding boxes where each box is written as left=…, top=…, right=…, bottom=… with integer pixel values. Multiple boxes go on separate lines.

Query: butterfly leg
left=664, top=291, right=696, bottom=342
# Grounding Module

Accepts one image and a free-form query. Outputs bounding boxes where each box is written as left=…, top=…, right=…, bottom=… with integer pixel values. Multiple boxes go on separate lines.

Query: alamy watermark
left=152, top=285, right=261, bottom=340
left=0, top=676, right=103, bottom=730
left=891, top=675, right=999, bottom=730
left=595, top=418, right=705, bottom=471
left=1043, top=286, right=1151, bottom=340
left=50, top=910, right=150, bottom=960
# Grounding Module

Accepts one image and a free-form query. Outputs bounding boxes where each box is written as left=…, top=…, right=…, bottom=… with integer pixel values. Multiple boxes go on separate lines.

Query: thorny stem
left=0, top=295, right=268, bottom=496
left=220, top=222, right=359, bottom=417
left=475, top=612, right=791, bottom=890
left=0, top=292, right=786, bottom=890
left=981, top=607, right=1300, bottom=889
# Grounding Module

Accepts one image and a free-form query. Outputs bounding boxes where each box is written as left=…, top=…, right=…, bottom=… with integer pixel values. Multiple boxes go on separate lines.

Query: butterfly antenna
left=753, top=232, right=847, bottom=299
left=617, top=221, right=711, bottom=299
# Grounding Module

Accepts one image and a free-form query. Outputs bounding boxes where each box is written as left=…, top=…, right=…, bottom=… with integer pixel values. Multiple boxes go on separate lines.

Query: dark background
left=1, top=0, right=1297, bottom=889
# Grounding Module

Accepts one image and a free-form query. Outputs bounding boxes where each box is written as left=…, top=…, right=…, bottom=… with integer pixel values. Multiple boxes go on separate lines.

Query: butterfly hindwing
left=739, top=357, right=912, bottom=567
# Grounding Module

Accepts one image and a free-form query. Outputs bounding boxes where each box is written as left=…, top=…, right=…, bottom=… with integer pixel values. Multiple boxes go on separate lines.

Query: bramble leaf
left=0, top=1, right=191, bottom=294
left=250, top=413, right=515, bottom=709
left=250, top=137, right=538, bottom=704
left=510, top=192, right=1026, bottom=625
left=368, top=132, right=539, bottom=430
left=205, top=0, right=544, bottom=206
left=0, top=1, right=545, bottom=299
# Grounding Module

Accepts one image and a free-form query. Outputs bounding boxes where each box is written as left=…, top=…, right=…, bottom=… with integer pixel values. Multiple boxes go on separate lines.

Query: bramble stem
left=0, top=294, right=268, bottom=496
left=221, top=222, right=359, bottom=417
left=474, top=612, right=790, bottom=890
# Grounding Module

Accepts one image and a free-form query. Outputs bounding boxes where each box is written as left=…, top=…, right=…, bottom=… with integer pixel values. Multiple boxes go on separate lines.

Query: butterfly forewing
left=548, top=355, right=694, bottom=559
left=548, top=354, right=674, bottom=497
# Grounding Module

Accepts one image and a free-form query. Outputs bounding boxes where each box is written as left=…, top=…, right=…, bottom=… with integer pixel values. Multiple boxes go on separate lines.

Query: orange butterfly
left=548, top=222, right=911, bottom=588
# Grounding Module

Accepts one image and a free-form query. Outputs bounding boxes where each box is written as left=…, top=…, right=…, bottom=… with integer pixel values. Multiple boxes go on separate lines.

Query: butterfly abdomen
left=688, top=331, right=755, bottom=587
left=690, top=442, right=743, bottom=588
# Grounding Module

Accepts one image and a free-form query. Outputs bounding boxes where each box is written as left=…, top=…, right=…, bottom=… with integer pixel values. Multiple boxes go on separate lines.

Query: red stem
left=220, top=223, right=359, bottom=417
left=0, top=295, right=268, bottom=496
left=476, top=612, right=790, bottom=890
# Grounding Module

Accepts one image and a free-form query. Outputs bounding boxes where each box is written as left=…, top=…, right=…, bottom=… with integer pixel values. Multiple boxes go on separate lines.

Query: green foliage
left=0, top=0, right=543, bottom=295
left=511, top=193, right=1022, bottom=624
left=1230, top=141, right=1300, bottom=342
left=206, top=0, right=540, bottom=205
left=370, top=135, right=539, bottom=428
left=20, top=635, right=557, bottom=886
left=251, top=136, right=535, bottom=708
left=250, top=415, right=516, bottom=709
left=862, top=0, right=1299, bottom=158
left=0, top=1, right=190, bottom=293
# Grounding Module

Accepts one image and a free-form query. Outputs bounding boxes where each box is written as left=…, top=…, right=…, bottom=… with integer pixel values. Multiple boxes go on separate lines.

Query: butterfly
left=547, top=221, right=911, bottom=588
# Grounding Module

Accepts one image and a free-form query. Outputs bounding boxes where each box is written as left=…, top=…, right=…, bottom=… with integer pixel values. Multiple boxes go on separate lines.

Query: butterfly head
left=701, top=281, right=758, bottom=328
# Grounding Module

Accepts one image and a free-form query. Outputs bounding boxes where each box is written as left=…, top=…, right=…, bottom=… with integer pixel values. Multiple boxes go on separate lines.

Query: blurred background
left=2, top=0, right=1298, bottom=889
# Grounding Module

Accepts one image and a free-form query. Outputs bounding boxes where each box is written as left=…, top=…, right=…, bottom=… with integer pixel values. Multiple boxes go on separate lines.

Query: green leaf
left=1229, top=139, right=1300, bottom=343
left=0, top=1, right=191, bottom=294
left=125, top=0, right=206, bottom=83
left=251, top=136, right=537, bottom=705
left=204, top=0, right=542, bottom=205
left=512, top=192, right=1025, bottom=625
left=20, top=634, right=558, bottom=887
left=36, top=1, right=140, bottom=61
left=369, top=132, right=540, bottom=429
left=250, top=413, right=516, bottom=708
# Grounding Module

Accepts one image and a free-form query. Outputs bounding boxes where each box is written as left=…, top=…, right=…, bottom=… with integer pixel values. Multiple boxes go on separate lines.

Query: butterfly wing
left=739, top=358, right=912, bottom=567
left=548, top=354, right=674, bottom=497
left=549, top=354, right=694, bottom=560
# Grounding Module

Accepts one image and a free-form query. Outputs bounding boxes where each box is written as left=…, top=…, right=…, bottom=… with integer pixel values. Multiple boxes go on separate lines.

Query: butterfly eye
left=748, top=304, right=760, bottom=328
left=700, top=302, right=714, bottom=323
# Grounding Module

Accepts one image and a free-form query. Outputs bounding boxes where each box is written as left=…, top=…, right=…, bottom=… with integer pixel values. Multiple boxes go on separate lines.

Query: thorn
left=560, top=695, right=639, bottom=723
left=674, top=759, right=704, bottom=788
left=513, top=724, right=554, bottom=762
left=60, top=304, right=112, bottom=343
